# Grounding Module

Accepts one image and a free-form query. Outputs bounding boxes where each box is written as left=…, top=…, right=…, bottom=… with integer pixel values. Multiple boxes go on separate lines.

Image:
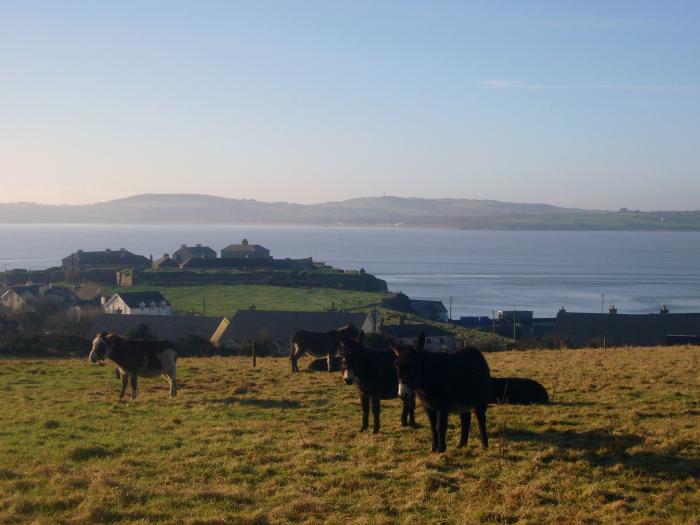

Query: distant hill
left=1, top=193, right=699, bottom=230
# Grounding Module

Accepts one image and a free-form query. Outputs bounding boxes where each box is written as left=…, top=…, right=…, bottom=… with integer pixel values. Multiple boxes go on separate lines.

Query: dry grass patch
left=0, top=346, right=698, bottom=523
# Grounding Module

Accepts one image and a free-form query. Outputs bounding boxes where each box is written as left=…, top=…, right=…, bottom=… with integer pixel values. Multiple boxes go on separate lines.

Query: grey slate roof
left=221, top=240, right=270, bottom=255
left=379, top=323, right=452, bottom=339
left=410, top=299, right=448, bottom=318
left=87, top=314, right=223, bottom=341
left=63, top=249, right=150, bottom=267
left=173, top=245, right=216, bottom=260
left=219, top=310, right=370, bottom=343
left=115, top=291, right=170, bottom=308
left=553, top=311, right=700, bottom=346
left=153, top=254, right=179, bottom=268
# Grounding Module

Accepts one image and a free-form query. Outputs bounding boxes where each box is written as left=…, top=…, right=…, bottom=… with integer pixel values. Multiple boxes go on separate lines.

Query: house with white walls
left=102, top=291, right=173, bottom=315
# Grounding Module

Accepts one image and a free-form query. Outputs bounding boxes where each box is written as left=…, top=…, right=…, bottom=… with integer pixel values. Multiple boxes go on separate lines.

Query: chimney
left=164, top=253, right=169, bottom=258
left=660, top=304, right=670, bottom=315
left=558, top=306, right=567, bottom=315
left=608, top=305, right=618, bottom=315
left=105, top=248, right=111, bottom=254
left=196, top=243, right=202, bottom=248
left=181, top=244, right=187, bottom=249
left=242, top=238, right=249, bottom=245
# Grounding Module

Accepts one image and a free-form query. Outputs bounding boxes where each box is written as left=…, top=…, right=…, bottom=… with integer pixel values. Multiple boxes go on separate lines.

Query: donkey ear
left=416, top=331, right=425, bottom=351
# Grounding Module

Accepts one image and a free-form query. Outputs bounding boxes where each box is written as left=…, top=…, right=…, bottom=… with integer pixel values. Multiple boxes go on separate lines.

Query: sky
left=1, top=1, right=699, bottom=210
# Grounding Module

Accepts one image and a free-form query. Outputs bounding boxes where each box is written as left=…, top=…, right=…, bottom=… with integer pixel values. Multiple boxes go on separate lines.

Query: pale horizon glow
left=1, top=1, right=699, bottom=210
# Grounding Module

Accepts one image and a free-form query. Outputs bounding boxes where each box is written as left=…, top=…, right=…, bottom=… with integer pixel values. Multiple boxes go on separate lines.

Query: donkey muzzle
left=343, top=369, right=354, bottom=385
left=398, top=382, right=412, bottom=399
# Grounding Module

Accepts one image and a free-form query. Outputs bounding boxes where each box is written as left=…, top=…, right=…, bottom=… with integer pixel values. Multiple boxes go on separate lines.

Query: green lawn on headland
left=99, top=284, right=512, bottom=350
left=105, top=284, right=388, bottom=317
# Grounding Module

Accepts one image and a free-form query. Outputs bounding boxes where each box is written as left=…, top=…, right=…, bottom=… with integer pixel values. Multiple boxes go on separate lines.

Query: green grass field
left=104, top=284, right=387, bottom=317
left=1, top=346, right=698, bottom=524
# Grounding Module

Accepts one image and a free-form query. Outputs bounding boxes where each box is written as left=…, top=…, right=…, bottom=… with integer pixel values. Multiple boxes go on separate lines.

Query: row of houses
left=63, top=239, right=276, bottom=280
left=454, top=306, right=700, bottom=346
left=0, top=283, right=88, bottom=317
left=153, top=239, right=271, bottom=269
left=87, top=309, right=455, bottom=355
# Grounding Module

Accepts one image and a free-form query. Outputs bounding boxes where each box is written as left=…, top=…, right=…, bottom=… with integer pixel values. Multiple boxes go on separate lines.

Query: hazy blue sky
left=2, top=1, right=699, bottom=209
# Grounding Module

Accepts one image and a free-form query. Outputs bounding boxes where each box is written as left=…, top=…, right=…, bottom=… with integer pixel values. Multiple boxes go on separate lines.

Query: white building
left=102, top=291, right=173, bottom=316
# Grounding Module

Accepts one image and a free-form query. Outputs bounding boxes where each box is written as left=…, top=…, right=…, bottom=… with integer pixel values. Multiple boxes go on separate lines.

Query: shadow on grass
left=499, top=428, right=700, bottom=480
left=68, top=445, right=121, bottom=462
left=550, top=400, right=600, bottom=407
left=214, top=396, right=301, bottom=409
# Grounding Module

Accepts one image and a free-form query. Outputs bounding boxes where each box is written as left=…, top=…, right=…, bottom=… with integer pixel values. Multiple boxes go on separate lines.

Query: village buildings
left=63, top=248, right=150, bottom=281
left=102, top=291, right=173, bottom=315
left=172, top=244, right=217, bottom=265
left=221, top=239, right=271, bottom=259
left=409, top=299, right=449, bottom=322
left=0, top=283, right=80, bottom=313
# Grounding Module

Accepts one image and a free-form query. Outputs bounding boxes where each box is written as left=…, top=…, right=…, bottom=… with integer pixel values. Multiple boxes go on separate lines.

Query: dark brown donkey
left=290, top=324, right=359, bottom=373
left=490, top=377, right=549, bottom=405
left=338, top=333, right=416, bottom=433
left=390, top=333, right=491, bottom=453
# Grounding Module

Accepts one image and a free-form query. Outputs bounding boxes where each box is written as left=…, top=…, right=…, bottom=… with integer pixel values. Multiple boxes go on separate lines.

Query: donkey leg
left=475, top=404, right=489, bottom=449
left=129, top=373, right=138, bottom=400
left=370, top=396, right=381, bottom=434
left=437, top=410, right=449, bottom=452
left=360, top=393, right=370, bottom=432
left=425, top=408, right=439, bottom=452
left=401, top=400, right=408, bottom=427
left=290, top=343, right=301, bottom=373
left=326, top=353, right=333, bottom=373
left=167, top=370, right=177, bottom=398
left=409, top=393, right=416, bottom=427
left=459, top=411, right=472, bottom=448
left=118, top=373, right=128, bottom=400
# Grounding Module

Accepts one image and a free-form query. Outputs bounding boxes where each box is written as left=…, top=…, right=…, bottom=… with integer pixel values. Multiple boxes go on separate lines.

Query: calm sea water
left=1, top=224, right=699, bottom=318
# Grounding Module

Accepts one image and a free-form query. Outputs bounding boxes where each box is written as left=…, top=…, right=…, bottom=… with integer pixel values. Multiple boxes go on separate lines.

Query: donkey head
left=389, top=332, right=425, bottom=399
left=336, top=323, right=360, bottom=341
left=89, top=332, right=111, bottom=363
left=338, top=332, right=365, bottom=385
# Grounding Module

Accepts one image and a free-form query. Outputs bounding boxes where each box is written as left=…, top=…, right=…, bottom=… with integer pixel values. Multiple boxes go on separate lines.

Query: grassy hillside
left=104, top=284, right=388, bottom=317
left=3, top=193, right=700, bottom=230
left=0, top=346, right=698, bottom=523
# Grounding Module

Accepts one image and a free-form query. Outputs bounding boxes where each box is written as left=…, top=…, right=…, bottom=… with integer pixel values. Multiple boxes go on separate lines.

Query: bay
left=1, top=224, right=699, bottom=318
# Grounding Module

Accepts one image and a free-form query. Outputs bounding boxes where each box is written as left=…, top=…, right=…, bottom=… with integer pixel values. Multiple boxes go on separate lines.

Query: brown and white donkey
left=89, top=332, right=177, bottom=400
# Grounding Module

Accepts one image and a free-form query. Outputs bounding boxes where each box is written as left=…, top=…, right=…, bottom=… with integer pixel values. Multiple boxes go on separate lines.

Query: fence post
left=252, top=340, right=257, bottom=368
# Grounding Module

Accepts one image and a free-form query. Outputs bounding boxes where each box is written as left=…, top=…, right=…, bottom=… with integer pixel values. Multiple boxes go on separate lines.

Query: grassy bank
left=1, top=346, right=698, bottom=523
left=103, top=284, right=388, bottom=317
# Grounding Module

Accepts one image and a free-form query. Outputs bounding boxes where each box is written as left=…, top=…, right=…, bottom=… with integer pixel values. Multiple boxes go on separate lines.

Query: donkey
left=89, top=332, right=177, bottom=400
left=389, top=333, right=491, bottom=453
left=490, top=377, right=549, bottom=405
left=338, top=333, right=416, bottom=433
left=290, top=324, right=359, bottom=373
